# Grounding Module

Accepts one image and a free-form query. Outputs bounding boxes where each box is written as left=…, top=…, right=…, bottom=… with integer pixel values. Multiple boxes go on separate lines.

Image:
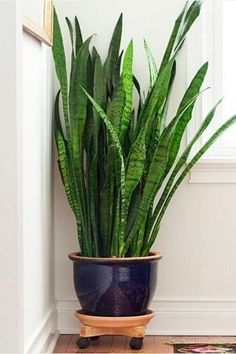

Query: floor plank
left=154, top=336, right=173, bottom=353
left=87, top=335, right=113, bottom=353
left=54, top=334, right=72, bottom=353
left=66, top=335, right=79, bottom=353
left=110, top=336, right=127, bottom=353
left=54, top=334, right=236, bottom=353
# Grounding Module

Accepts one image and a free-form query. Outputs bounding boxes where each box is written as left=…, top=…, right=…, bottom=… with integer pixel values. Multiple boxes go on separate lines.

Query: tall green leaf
left=142, top=99, right=223, bottom=255
left=145, top=114, right=236, bottom=254
left=137, top=59, right=175, bottom=137
left=120, top=40, right=134, bottom=142
left=75, top=16, right=83, bottom=54
left=159, top=1, right=201, bottom=73
left=54, top=91, right=88, bottom=255
left=104, top=13, right=123, bottom=87
left=69, top=37, right=93, bottom=254
left=122, top=89, right=207, bottom=255
left=144, top=39, right=158, bottom=90
left=165, top=62, right=208, bottom=171
left=54, top=92, right=75, bottom=214
left=88, top=49, right=106, bottom=256
left=112, top=51, right=123, bottom=90
left=124, top=128, right=146, bottom=219
left=52, top=9, right=70, bottom=139
left=65, top=17, right=75, bottom=57
left=81, top=88, right=126, bottom=255
left=107, top=79, right=126, bottom=135
left=179, top=1, right=202, bottom=45
left=69, top=37, right=92, bottom=161
left=158, top=2, right=188, bottom=73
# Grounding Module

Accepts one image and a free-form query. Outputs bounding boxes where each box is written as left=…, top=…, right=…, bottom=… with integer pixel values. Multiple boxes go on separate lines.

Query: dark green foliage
left=53, top=2, right=236, bottom=257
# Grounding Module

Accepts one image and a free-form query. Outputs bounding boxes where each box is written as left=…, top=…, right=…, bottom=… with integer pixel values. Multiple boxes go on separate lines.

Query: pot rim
left=68, top=251, right=163, bottom=262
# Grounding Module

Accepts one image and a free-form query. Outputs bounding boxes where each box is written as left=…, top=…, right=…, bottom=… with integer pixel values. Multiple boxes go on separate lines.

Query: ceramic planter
left=69, top=252, right=162, bottom=317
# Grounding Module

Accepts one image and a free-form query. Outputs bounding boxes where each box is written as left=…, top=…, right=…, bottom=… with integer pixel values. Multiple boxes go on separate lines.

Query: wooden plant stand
left=75, top=309, right=154, bottom=350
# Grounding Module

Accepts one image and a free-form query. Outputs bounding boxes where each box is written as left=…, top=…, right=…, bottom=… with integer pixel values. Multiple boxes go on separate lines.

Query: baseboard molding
left=24, top=305, right=59, bottom=353
left=56, top=298, right=236, bottom=335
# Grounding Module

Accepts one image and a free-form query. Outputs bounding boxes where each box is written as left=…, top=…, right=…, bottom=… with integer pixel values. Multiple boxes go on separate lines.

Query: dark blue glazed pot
left=69, top=252, right=162, bottom=317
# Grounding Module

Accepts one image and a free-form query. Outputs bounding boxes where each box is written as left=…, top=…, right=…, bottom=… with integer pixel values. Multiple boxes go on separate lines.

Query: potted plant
left=52, top=0, right=236, bottom=320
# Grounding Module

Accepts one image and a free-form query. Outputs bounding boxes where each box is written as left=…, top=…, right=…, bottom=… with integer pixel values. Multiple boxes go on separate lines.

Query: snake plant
left=53, top=1, right=236, bottom=258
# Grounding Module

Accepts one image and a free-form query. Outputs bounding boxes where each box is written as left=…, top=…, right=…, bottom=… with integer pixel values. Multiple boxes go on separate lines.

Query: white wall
left=54, top=0, right=236, bottom=334
left=0, top=2, right=23, bottom=352
left=22, top=32, right=56, bottom=353
left=0, top=2, right=56, bottom=352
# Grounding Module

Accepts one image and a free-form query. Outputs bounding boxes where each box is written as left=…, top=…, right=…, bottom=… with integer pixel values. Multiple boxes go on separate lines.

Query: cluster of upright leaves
left=53, top=1, right=236, bottom=258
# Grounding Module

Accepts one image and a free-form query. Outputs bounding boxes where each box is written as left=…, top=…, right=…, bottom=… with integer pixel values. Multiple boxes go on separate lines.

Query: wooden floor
left=54, top=335, right=236, bottom=353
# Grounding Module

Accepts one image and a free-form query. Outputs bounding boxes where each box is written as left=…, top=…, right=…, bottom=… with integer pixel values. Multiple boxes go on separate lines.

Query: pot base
left=76, top=309, right=154, bottom=328
left=75, top=309, right=154, bottom=350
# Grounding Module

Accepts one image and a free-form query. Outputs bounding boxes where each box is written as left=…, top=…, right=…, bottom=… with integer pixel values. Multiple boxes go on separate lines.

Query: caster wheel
left=90, top=336, right=100, bottom=341
left=129, top=337, right=143, bottom=350
left=77, top=337, right=89, bottom=349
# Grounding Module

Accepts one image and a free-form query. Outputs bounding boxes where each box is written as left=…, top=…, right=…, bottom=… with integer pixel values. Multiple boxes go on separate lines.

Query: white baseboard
left=24, top=306, right=59, bottom=354
left=56, top=298, right=236, bottom=335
